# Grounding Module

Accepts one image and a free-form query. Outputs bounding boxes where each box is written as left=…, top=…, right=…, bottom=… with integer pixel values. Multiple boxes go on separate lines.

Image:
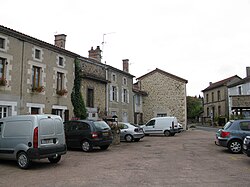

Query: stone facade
left=0, top=25, right=76, bottom=121
left=202, top=75, right=242, bottom=124
left=136, top=68, right=188, bottom=128
left=78, top=57, right=108, bottom=120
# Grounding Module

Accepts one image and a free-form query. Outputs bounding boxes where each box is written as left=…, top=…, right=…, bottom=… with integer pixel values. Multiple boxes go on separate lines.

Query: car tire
left=134, top=138, right=140, bottom=142
left=164, top=130, right=170, bottom=137
left=170, top=133, right=176, bottom=136
left=81, top=140, right=93, bottom=152
left=125, top=134, right=133, bottom=142
left=17, top=152, right=30, bottom=169
left=228, top=139, right=242, bottom=154
left=100, top=145, right=109, bottom=150
left=48, top=155, right=61, bottom=164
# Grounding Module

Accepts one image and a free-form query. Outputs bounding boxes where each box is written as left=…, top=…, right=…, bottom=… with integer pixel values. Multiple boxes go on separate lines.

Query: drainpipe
left=20, top=40, right=25, bottom=114
left=105, top=62, right=109, bottom=116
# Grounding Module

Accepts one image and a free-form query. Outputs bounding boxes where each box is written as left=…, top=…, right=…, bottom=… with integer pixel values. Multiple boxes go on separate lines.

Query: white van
left=0, top=114, right=67, bottom=169
left=141, top=117, right=179, bottom=136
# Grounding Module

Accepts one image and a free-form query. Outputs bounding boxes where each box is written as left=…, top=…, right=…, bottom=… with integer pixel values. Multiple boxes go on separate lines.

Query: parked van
left=141, top=117, right=179, bottom=136
left=0, top=115, right=67, bottom=169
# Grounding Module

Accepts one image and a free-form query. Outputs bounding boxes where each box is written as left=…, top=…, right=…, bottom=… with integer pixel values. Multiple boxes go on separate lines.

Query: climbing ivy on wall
left=71, top=59, right=87, bottom=119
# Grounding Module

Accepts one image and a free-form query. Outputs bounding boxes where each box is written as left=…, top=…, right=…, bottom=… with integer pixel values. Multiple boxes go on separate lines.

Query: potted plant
left=32, top=86, right=45, bottom=93
left=56, top=89, right=68, bottom=96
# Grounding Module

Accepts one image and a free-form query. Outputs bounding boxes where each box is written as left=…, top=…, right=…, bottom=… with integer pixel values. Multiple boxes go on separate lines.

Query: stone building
left=0, top=25, right=77, bottom=121
left=78, top=47, right=108, bottom=120
left=228, top=67, right=250, bottom=118
left=202, top=75, right=242, bottom=125
left=135, top=68, right=188, bottom=128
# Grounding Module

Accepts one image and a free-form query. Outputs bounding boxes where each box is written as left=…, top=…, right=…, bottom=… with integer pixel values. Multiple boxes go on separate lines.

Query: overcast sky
left=1, top=0, right=250, bottom=96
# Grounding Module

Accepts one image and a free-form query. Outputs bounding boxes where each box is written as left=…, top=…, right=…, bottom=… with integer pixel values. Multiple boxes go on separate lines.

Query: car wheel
left=228, top=140, right=242, bottom=153
left=170, top=133, right=176, bottom=136
left=100, top=145, right=109, bottom=150
left=164, top=130, right=170, bottom=136
left=48, top=155, right=61, bottom=163
left=81, top=140, right=93, bottom=152
left=17, top=152, right=30, bottom=169
left=134, top=138, right=140, bottom=142
left=125, top=134, right=133, bottom=142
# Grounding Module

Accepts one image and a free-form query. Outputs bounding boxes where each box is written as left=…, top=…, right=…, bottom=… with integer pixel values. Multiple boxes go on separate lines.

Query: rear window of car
left=94, top=121, right=111, bottom=130
left=223, top=121, right=233, bottom=130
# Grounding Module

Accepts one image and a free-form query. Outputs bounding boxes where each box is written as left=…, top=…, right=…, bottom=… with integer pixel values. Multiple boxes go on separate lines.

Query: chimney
left=246, top=67, right=250, bottom=77
left=88, top=46, right=102, bottom=62
left=54, top=34, right=67, bottom=49
left=123, top=59, right=129, bottom=73
left=209, top=82, right=212, bottom=86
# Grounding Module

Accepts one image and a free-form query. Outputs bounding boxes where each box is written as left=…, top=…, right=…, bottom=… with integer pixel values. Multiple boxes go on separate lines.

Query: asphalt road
left=1, top=129, right=250, bottom=187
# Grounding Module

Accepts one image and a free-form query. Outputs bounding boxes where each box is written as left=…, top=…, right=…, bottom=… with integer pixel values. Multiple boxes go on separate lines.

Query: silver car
left=118, top=122, right=144, bottom=142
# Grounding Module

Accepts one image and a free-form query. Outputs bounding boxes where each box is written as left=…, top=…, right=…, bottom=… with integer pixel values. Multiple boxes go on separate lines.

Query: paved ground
left=1, top=129, right=250, bottom=187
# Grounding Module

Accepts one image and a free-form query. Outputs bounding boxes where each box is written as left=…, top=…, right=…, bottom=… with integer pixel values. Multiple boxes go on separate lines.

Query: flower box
left=56, top=89, right=68, bottom=96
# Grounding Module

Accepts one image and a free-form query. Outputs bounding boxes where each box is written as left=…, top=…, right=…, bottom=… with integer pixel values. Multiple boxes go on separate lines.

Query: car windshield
left=223, top=121, right=233, bottom=130
left=94, top=121, right=111, bottom=130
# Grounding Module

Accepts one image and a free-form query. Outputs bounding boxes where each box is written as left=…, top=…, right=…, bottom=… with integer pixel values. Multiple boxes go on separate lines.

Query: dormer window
left=112, top=73, right=116, bottom=82
left=59, top=57, right=64, bottom=66
left=33, top=47, right=43, bottom=62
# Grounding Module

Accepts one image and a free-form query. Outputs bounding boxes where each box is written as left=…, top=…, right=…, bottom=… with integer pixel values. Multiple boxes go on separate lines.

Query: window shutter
left=127, top=90, right=129, bottom=103
left=116, top=87, right=119, bottom=102
left=110, top=85, right=113, bottom=101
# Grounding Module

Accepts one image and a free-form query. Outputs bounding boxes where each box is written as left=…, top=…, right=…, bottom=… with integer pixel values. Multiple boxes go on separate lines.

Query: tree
left=187, top=96, right=203, bottom=121
left=71, top=59, right=87, bottom=119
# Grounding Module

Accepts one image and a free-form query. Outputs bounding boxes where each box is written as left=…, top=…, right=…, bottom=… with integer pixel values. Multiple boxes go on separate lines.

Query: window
left=218, top=106, right=221, bottom=116
left=35, top=49, right=41, bottom=59
left=122, top=88, right=128, bottom=103
left=136, top=95, right=141, bottom=105
left=57, top=72, right=64, bottom=91
left=0, top=106, right=9, bottom=118
left=212, top=92, right=214, bottom=102
left=240, top=121, right=250, bottom=131
left=206, top=94, right=209, bottom=103
left=207, top=108, right=209, bottom=117
left=32, top=66, right=41, bottom=89
left=0, top=57, right=6, bottom=79
left=87, top=88, right=94, bottom=107
left=0, top=38, right=5, bottom=49
left=123, top=77, right=127, bottom=85
left=0, top=122, right=2, bottom=134
left=217, top=91, right=221, bottom=101
left=111, top=86, right=117, bottom=101
left=31, top=107, right=40, bottom=114
left=52, top=109, right=63, bottom=118
left=157, top=113, right=167, bottom=117
left=112, top=74, right=116, bottom=82
left=59, top=57, right=64, bottom=66
left=146, top=120, right=155, bottom=126
left=238, top=86, right=242, bottom=95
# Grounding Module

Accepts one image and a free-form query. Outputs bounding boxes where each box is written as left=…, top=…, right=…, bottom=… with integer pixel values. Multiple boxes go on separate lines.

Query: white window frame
left=56, top=55, right=65, bottom=68
left=0, top=35, right=9, bottom=52
left=26, top=103, right=45, bottom=114
left=32, top=47, right=43, bottom=62
left=0, top=101, right=17, bottom=116
left=111, top=73, right=116, bottom=83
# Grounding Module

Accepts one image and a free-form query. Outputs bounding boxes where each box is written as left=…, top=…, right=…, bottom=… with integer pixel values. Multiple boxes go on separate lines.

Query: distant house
left=81, top=46, right=135, bottom=122
left=135, top=68, right=188, bottom=128
left=132, top=82, right=147, bottom=125
left=202, top=75, right=242, bottom=125
left=228, top=67, right=250, bottom=118
left=0, top=25, right=77, bottom=121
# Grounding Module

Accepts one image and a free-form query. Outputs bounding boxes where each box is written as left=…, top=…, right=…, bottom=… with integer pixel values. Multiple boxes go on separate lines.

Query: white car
left=118, top=122, right=145, bottom=142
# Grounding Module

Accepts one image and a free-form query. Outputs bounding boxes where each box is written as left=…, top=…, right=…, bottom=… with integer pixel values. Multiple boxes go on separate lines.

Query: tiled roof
left=202, top=75, right=241, bottom=92
left=0, top=25, right=79, bottom=58
left=136, top=68, right=188, bottom=83
left=228, top=76, right=250, bottom=88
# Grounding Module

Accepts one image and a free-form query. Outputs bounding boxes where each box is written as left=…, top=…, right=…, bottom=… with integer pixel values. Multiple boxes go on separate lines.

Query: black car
left=243, top=136, right=250, bottom=156
left=215, top=120, right=250, bottom=153
left=64, top=120, right=113, bottom=152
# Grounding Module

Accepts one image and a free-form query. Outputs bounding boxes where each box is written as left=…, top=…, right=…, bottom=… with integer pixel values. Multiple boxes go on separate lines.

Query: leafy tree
left=71, top=59, right=87, bottom=119
left=187, top=96, right=203, bottom=121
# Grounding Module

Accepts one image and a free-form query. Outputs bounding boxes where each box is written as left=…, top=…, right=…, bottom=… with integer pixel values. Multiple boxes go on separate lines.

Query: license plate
left=41, top=139, right=54, bottom=144
left=102, top=132, right=109, bottom=136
